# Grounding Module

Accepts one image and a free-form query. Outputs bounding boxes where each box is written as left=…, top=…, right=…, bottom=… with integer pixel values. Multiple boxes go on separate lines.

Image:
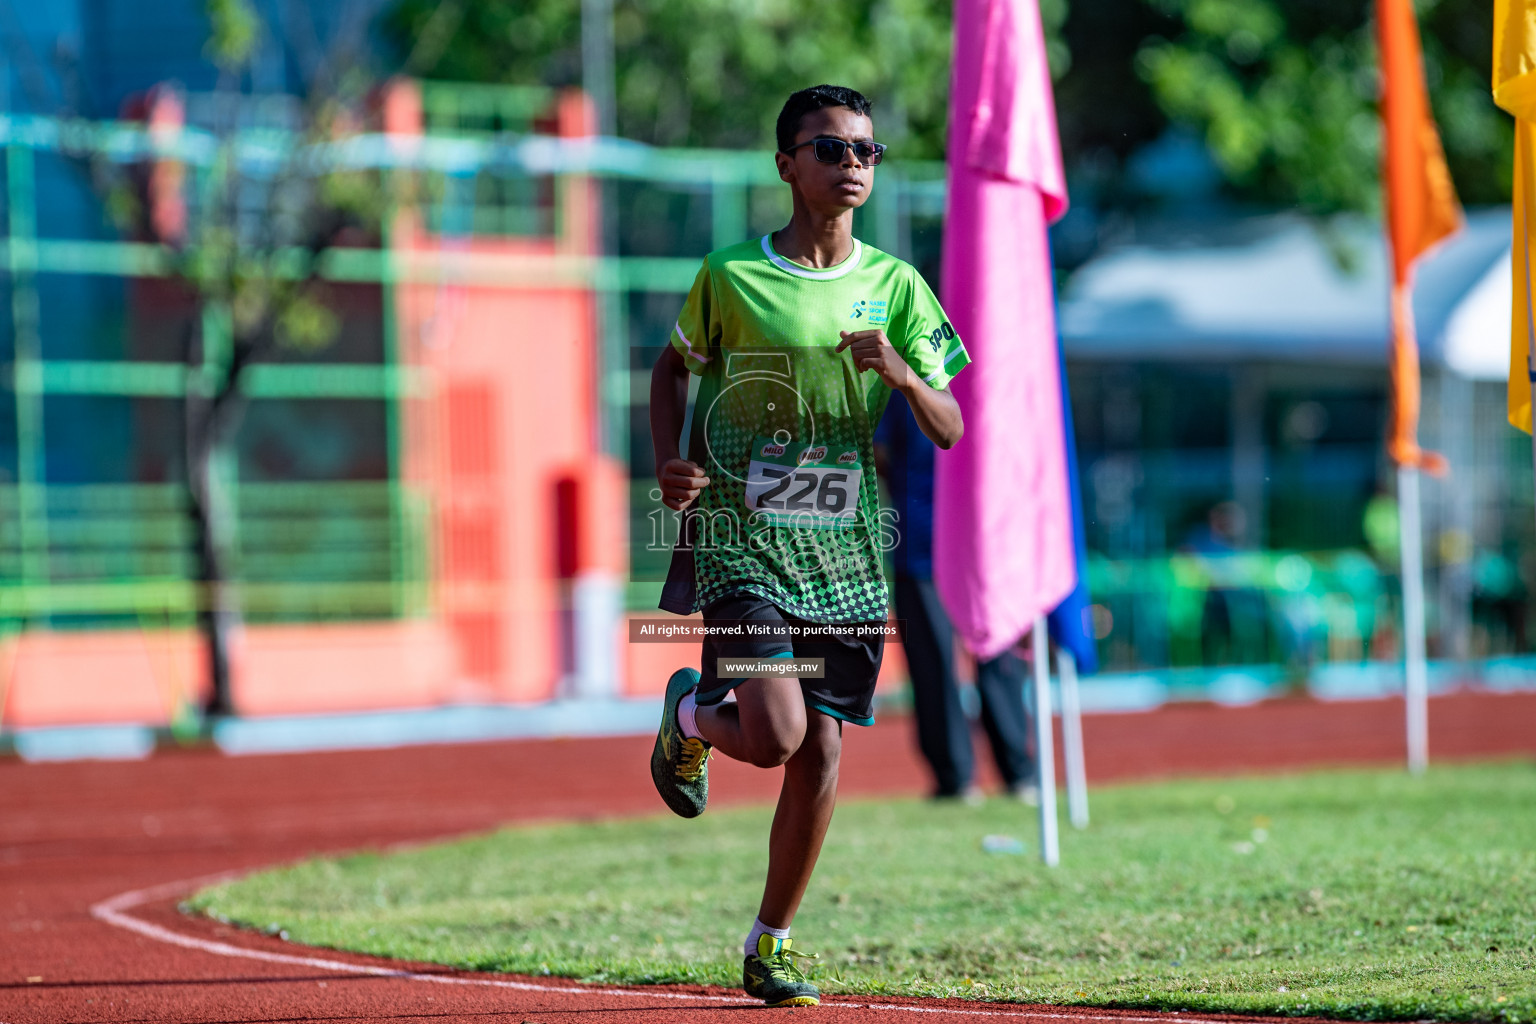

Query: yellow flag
left=1496, top=0, right=1536, bottom=432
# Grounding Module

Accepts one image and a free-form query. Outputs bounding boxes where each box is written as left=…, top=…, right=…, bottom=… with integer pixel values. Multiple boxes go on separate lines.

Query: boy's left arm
left=836, top=329, right=964, bottom=449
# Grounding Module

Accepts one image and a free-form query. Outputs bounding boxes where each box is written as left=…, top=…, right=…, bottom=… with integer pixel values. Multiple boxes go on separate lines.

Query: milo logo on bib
left=744, top=436, right=863, bottom=531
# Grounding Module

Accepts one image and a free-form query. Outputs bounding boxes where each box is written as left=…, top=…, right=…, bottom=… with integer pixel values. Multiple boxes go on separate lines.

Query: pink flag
left=933, top=0, right=1074, bottom=659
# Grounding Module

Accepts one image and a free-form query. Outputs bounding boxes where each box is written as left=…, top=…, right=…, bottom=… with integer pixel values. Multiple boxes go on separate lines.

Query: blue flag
left=1046, top=335, right=1098, bottom=674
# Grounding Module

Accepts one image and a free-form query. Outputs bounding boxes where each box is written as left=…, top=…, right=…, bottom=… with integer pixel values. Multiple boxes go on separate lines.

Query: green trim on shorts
left=694, top=681, right=735, bottom=707
left=808, top=701, right=875, bottom=727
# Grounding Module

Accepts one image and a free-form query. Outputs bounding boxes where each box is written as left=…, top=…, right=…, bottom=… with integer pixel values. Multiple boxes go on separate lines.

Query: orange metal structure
left=0, top=82, right=912, bottom=732
left=1, top=83, right=631, bottom=727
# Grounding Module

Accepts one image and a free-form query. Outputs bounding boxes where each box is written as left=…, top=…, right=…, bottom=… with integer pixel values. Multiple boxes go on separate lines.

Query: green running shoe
left=650, top=667, right=711, bottom=818
left=743, top=933, right=820, bottom=1007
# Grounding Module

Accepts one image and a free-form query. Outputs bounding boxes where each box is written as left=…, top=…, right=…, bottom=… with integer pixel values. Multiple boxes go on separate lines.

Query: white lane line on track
left=93, top=876, right=1239, bottom=1023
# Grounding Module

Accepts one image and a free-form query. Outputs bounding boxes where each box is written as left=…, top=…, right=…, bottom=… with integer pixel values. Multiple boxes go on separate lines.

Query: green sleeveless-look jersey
left=658, top=234, right=970, bottom=624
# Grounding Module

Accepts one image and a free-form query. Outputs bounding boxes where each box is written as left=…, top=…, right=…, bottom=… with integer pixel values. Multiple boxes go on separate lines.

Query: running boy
left=648, top=84, right=969, bottom=1008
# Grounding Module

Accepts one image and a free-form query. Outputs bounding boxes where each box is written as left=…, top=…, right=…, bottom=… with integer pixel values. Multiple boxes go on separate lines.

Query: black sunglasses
left=782, top=137, right=887, bottom=166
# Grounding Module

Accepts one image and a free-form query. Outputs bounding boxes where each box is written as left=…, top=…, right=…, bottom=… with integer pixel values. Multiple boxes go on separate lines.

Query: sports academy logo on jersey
left=925, top=321, right=956, bottom=351
left=849, top=298, right=890, bottom=326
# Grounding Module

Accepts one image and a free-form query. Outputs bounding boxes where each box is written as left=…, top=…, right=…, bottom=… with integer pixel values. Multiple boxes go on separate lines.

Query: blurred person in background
left=877, top=397, right=1037, bottom=804
left=1183, top=500, right=1267, bottom=664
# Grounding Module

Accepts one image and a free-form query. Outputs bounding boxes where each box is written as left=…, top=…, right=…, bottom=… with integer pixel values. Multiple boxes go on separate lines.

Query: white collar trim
left=760, top=234, right=863, bottom=280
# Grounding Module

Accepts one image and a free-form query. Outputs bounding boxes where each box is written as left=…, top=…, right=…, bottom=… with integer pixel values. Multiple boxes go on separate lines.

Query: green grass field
left=189, top=762, right=1536, bottom=1021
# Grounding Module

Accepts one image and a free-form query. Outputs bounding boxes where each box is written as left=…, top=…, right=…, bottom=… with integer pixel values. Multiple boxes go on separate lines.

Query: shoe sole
left=650, top=667, right=705, bottom=818
left=763, top=995, right=820, bottom=1007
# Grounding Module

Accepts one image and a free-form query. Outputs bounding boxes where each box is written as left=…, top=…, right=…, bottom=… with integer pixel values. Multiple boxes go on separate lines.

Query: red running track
left=3, top=691, right=1534, bottom=1024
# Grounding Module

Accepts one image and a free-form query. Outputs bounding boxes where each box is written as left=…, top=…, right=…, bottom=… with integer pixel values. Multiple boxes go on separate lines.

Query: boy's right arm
left=650, top=345, right=711, bottom=511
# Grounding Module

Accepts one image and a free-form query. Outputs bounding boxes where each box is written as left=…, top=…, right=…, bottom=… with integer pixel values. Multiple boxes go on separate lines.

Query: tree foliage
left=383, top=0, right=1509, bottom=215
left=1135, top=0, right=1508, bottom=215
left=204, top=0, right=263, bottom=72
left=18, top=0, right=389, bottom=716
left=384, top=0, right=960, bottom=159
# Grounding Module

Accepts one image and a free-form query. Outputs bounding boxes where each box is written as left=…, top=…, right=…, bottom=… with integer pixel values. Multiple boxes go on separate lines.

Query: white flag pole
left=1057, top=646, right=1089, bottom=829
left=1031, top=616, right=1059, bottom=865
left=1398, top=463, right=1429, bottom=774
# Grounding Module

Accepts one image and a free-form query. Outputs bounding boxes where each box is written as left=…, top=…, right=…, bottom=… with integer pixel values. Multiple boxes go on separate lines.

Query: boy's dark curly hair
left=775, top=85, right=873, bottom=152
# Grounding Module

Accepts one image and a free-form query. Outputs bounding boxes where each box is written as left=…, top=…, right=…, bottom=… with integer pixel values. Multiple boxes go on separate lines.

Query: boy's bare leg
left=758, top=711, right=840, bottom=928
left=695, top=679, right=842, bottom=930
left=695, top=675, right=807, bottom=768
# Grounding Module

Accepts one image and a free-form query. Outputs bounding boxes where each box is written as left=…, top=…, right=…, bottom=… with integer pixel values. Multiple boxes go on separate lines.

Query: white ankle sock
left=745, top=917, right=790, bottom=957
left=678, top=689, right=701, bottom=740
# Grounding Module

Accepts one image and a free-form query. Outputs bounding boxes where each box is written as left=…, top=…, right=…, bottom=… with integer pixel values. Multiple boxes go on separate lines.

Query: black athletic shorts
left=696, top=591, right=885, bottom=726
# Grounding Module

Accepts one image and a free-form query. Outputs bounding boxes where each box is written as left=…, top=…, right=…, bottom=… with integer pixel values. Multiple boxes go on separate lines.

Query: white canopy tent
left=1056, top=208, right=1513, bottom=772
left=1443, top=248, right=1513, bottom=381
left=1059, top=208, right=1511, bottom=374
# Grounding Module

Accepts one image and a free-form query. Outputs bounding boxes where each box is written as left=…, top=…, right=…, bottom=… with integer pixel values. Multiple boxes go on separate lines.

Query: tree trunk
left=183, top=296, right=289, bottom=719
left=190, top=443, right=239, bottom=717
left=184, top=315, right=251, bottom=720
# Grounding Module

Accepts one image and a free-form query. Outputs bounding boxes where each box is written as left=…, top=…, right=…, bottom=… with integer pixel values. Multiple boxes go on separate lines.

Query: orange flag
left=1379, top=0, right=1463, bottom=473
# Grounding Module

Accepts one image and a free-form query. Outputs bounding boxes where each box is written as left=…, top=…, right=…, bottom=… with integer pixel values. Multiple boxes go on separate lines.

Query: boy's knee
left=734, top=679, right=808, bottom=767
left=746, top=731, right=800, bottom=768
left=798, top=716, right=842, bottom=768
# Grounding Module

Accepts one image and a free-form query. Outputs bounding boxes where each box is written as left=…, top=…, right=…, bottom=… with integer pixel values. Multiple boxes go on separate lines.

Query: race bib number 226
left=744, top=436, right=862, bottom=530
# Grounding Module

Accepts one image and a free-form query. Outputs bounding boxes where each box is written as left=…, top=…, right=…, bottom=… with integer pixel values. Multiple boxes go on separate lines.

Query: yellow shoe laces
left=761, top=943, right=817, bottom=982
left=676, top=737, right=711, bottom=781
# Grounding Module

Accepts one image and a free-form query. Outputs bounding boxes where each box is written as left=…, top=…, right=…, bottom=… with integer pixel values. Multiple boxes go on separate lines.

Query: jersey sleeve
left=670, top=259, right=718, bottom=376
left=893, top=267, right=970, bottom=390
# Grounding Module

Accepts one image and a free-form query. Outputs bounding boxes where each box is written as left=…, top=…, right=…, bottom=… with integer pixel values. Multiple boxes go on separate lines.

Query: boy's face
left=775, top=106, right=876, bottom=213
